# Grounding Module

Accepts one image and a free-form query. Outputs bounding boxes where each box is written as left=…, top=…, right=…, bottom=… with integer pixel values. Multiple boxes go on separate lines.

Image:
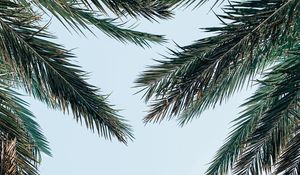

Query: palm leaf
left=233, top=45, right=300, bottom=174
left=136, top=0, right=300, bottom=125
left=26, top=0, right=169, bottom=47
left=275, top=126, right=300, bottom=175
left=0, top=0, right=133, bottom=143
left=0, top=83, right=50, bottom=175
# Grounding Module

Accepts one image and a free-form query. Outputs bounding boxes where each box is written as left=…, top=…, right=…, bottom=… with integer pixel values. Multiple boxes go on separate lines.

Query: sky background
left=25, top=2, right=255, bottom=175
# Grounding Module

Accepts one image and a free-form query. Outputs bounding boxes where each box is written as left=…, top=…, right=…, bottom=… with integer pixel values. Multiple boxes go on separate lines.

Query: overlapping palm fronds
left=0, top=0, right=182, bottom=174
left=136, top=0, right=300, bottom=174
left=231, top=44, right=300, bottom=175
left=137, top=0, right=300, bottom=123
left=0, top=79, right=49, bottom=175
left=214, top=46, right=300, bottom=175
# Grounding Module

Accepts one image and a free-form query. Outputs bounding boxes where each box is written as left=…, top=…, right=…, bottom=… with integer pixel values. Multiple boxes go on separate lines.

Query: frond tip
left=31, top=0, right=169, bottom=47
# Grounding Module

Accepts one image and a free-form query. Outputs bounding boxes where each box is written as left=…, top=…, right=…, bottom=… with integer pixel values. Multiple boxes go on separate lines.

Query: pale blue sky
left=25, top=2, right=255, bottom=175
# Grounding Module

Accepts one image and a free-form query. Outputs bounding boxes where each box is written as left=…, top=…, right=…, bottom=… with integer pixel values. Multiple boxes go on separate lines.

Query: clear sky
left=25, top=2, right=255, bottom=175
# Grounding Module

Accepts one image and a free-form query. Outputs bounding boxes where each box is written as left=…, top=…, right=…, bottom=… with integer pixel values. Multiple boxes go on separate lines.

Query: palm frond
left=161, top=0, right=224, bottom=8
left=275, top=126, right=300, bottom=175
left=206, top=43, right=300, bottom=175
left=205, top=83, right=274, bottom=175
left=0, top=0, right=133, bottom=143
left=72, top=0, right=174, bottom=20
left=1, top=138, right=17, bottom=175
left=233, top=45, right=300, bottom=175
left=136, top=0, right=300, bottom=125
left=0, top=82, right=50, bottom=175
left=22, top=0, right=166, bottom=47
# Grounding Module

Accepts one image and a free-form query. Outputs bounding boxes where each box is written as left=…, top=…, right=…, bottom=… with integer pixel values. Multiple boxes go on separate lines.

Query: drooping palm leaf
left=64, top=0, right=174, bottom=20
left=161, top=0, right=224, bottom=8
left=26, top=0, right=171, bottom=47
left=0, top=0, right=133, bottom=143
left=205, top=83, right=275, bottom=175
left=1, top=138, right=17, bottom=175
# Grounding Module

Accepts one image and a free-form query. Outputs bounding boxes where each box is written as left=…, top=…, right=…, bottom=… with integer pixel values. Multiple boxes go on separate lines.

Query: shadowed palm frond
left=61, top=0, right=174, bottom=20
left=136, top=0, right=300, bottom=125
left=1, top=138, right=17, bottom=175
left=136, top=1, right=300, bottom=174
left=275, top=126, right=300, bottom=175
left=204, top=43, right=300, bottom=175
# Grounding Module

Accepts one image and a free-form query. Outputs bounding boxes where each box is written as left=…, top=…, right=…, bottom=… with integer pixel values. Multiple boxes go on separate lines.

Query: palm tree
left=136, top=0, right=300, bottom=174
left=0, top=0, right=183, bottom=174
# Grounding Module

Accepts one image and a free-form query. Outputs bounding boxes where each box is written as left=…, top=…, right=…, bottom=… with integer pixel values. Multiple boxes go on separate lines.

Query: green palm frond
left=0, top=0, right=133, bottom=143
left=24, top=0, right=172, bottom=47
left=275, top=126, right=300, bottom=175
left=205, top=83, right=275, bottom=175
left=1, top=138, right=18, bottom=175
left=0, top=81, right=50, bottom=175
left=136, top=0, right=300, bottom=174
left=161, top=0, right=224, bottom=8
left=136, top=0, right=300, bottom=125
left=233, top=45, right=300, bottom=175
left=205, top=43, right=300, bottom=175
left=68, top=0, right=174, bottom=20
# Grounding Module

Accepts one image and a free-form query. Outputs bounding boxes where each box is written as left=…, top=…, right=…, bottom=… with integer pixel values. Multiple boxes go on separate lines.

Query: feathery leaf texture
left=0, top=0, right=134, bottom=144
left=29, top=0, right=168, bottom=47
left=136, top=0, right=300, bottom=174
left=137, top=0, right=300, bottom=124
left=25, top=0, right=178, bottom=47
left=0, top=83, right=49, bottom=175
left=233, top=45, right=300, bottom=175
left=0, top=0, right=180, bottom=173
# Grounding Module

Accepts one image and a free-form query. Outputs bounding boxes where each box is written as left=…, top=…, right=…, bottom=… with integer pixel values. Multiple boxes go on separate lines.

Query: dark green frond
left=233, top=45, right=300, bottom=175
left=0, top=0, right=133, bottom=143
left=206, top=43, right=300, bottom=175
left=26, top=0, right=166, bottom=47
left=160, top=0, right=224, bottom=8
left=275, top=126, right=300, bottom=175
left=205, top=84, right=274, bottom=175
left=0, top=82, right=50, bottom=175
left=76, top=0, right=174, bottom=20
left=136, top=0, right=300, bottom=125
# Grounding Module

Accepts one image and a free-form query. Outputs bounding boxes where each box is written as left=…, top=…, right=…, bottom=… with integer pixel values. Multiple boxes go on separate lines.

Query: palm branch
left=26, top=0, right=174, bottom=47
left=232, top=43, right=300, bottom=175
left=0, top=79, right=50, bottom=175
left=136, top=0, right=300, bottom=174
left=0, top=0, right=182, bottom=173
left=137, top=0, right=300, bottom=123
left=0, top=0, right=134, bottom=144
